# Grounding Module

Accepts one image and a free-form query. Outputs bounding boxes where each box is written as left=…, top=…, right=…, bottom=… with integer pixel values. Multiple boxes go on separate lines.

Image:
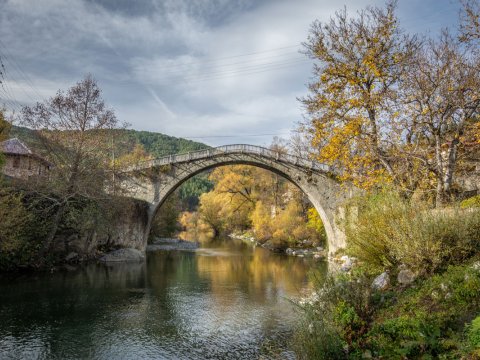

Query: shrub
left=293, top=270, right=384, bottom=359
left=467, top=315, right=480, bottom=349
left=295, top=264, right=480, bottom=359
left=461, top=195, right=480, bottom=208
left=346, top=191, right=480, bottom=275
left=369, top=265, right=480, bottom=358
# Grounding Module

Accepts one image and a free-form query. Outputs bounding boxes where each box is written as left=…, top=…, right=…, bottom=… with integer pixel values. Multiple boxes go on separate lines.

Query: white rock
left=372, top=272, right=390, bottom=290
left=397, top=269, right=416, bottom=285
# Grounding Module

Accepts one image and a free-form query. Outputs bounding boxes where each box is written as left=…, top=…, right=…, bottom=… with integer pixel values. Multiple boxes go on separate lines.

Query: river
left=0, top=238, right=327, bottom=359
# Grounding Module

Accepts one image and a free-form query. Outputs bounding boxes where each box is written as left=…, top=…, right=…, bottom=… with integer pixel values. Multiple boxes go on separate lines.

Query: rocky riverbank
left=229, top=233, right=326, bottom=259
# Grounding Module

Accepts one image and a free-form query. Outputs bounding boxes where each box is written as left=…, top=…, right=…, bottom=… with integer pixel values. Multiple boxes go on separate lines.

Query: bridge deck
left=125, top=144, right=331, bottom=173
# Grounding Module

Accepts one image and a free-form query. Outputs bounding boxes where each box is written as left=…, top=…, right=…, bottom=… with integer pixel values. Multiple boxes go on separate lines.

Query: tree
left=300, top=1, right=418, bottom=189
left=402, top=33, right=480, bottom=204
left=21, top=75, right=124, bottom=259
left=460, top=0, right=480, bottom=45
left=0, top=109, right=11, bottom=169
left=198, top=191, right=228, bottom=236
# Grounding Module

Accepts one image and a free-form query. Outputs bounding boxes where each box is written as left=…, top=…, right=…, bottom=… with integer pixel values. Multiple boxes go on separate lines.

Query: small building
left=0, top=138, right=51, bottom=179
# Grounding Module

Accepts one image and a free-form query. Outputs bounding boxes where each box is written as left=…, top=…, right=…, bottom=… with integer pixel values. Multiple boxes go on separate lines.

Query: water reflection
left=0, top=238, right=326, bottom=359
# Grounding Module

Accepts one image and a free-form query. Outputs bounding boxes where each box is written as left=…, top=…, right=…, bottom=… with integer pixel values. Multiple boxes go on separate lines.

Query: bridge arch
left=122, top=145, right=353, bottom=254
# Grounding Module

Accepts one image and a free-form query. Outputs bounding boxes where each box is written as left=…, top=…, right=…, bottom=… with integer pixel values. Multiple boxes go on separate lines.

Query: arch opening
left=146, top=157, right=340, bottom=253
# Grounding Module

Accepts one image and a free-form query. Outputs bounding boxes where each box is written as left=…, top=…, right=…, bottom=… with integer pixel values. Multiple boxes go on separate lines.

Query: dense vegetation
left=180, top=163, right=326, bottom=250
left=0, top=78, right=211, bottom=269
left=293, top=192, right=480, bottom=359
left=291, top=1, right=480, bottom=358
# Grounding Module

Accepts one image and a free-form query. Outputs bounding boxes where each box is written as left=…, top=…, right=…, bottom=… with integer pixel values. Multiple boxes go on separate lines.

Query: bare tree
left=22, top=75, right=125, bottom=259
left=402, top=32, right=480, bottom=205
left=460, top=0, right=480, bottom=44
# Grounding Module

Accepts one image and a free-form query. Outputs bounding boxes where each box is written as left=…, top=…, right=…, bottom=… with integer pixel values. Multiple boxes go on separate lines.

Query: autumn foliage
left=190, top=164, right=326, bottom=249
left=300, top=1, right=480, bottom=205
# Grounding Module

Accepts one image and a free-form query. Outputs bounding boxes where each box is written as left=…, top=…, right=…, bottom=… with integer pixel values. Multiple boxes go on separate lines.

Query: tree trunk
left=36, top=202, right=67, bottom=266
left=367, top=108, right=396, bottom=179
left=443, top=138, right=459, bottom=196
left=434, top=134, right=446, bottom=207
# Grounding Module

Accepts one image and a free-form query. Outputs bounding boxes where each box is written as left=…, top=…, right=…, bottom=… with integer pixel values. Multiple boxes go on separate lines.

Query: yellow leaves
left=114, top=144, right=149, bottom=168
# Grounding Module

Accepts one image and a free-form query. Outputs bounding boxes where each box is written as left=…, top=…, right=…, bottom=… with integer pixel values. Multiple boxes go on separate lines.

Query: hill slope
left=9, top=126, right=210, bottom=158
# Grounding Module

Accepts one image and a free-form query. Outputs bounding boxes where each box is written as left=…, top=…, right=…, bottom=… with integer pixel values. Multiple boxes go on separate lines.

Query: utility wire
left=115, top=58, right=308, bottom=87
left=0, top=39, right=45, bottom=101
left=152, top=45, right=302, bottom=71
left=143, top=49, right=302, bottom=73
left=182, top=132, right=291, bottom=139
left=181, top=60, right=309, bottom=83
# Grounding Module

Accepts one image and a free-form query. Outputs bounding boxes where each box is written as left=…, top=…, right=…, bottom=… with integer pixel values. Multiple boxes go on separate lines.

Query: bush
left=293, top=269, right=385, bottom=359
left=461, top=195, right=480, bottom=208
left=467, top=315, right=480, bottom=349
left=295, top=264, right=480, bottom=359
left=0, top=188, right=52, bottom=270
left=368, top=265, right=480, bottom=358
left=346, top=191, right=480, bottom=275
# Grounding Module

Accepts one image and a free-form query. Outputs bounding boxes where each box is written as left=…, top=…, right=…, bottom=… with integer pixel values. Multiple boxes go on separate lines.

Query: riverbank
left=228, top=232, right=327, bottom=259
left=292, top=192, right=480, bottom=359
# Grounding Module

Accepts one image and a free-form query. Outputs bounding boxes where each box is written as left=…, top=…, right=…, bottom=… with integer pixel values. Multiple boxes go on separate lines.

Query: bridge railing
left=127, top=144, right=331, bottom=173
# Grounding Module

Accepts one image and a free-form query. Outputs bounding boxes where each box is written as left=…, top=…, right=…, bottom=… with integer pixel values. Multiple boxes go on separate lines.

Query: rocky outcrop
left=55, top=199, right=150, bottom=258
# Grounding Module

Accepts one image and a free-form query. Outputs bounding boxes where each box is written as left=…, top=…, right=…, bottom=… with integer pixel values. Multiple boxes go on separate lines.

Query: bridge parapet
left=124, top=144, right=333, bottom=174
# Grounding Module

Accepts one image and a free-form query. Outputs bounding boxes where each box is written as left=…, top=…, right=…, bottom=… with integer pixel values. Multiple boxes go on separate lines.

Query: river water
left=0, top=238, right=326, bottom=359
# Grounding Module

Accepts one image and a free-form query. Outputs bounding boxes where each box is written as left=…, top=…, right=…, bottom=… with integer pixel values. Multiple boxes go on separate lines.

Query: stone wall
left=2, top=154, right=49, bottom=179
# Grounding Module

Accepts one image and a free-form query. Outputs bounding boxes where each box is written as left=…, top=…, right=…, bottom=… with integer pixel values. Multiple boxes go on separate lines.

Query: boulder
left=285, top=248, right=294, bottom=255
left=99, top=248, right=145, bottom=263
left=397, top=269, right=416, bottom=285
left=372, top=272, right=390, bottom=290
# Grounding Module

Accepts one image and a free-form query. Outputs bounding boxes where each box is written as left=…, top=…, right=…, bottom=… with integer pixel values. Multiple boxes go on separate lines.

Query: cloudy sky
left=0, top=0, right=460, bottom=146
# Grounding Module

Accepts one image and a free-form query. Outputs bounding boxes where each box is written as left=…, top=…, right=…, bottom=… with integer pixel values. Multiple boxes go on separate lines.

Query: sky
left=0, top=0, right=461, bottom=147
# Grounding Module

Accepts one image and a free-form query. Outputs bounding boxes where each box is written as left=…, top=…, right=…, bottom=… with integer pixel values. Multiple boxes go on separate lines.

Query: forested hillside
left=10, top=126, right=210, bottom=158
left=9, top=125, right=213, bottom=212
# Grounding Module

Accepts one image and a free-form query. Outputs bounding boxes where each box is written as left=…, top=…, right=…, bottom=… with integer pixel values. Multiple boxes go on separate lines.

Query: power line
left=0, top=39, right=45, bottom=104
left=153, top=45, right=302, bottom=72
left=115, top=58, right=308, bottom=87
left=143, top=50, right=302, bottom=73
left=181, top=59, right=309, bottom=83
left=182, top=132, right=291, bottom=139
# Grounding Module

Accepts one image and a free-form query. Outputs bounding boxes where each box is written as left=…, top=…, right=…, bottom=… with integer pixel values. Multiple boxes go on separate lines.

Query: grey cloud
left=0, top=0, right=463, bottom=146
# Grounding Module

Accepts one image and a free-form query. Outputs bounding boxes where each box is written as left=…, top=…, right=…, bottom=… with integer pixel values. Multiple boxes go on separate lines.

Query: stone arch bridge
left=119, top=144, right=355, bottom=254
